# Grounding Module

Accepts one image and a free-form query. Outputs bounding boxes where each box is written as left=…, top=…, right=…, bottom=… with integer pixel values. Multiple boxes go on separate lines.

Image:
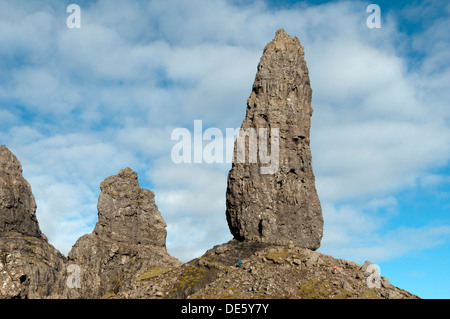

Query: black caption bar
left=0, top=298, right=434, bottom=317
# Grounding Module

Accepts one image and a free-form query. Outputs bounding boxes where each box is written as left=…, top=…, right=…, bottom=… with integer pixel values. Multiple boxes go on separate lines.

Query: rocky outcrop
left=226, top=29, right=323, bottom=249
left=0, top=145, right=43, bottom=239
left=66, top=168, right=182, bottom=299
left=0, top=145, right=65, bottom=299
left=0, top=29, right=421, bottom=300
left=116, top=240, right=419, bottom=299
left=94, top=168, right=168, bottom=247
left=0, top=147, right=182, bottom=299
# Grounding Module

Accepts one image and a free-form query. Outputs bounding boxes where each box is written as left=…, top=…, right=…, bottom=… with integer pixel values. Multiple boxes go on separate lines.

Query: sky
left=0, top=0, right=449, bottom=299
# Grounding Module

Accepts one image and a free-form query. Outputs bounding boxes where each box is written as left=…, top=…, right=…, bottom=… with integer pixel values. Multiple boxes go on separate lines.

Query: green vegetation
left=112, top=274, right=124, bottom=294
left=362, top=288, right=383, bottom=299
left=137, top=266, right=172, bottom=281
left=100, top=292, right=116, bottom=299
left=298, top=279, right=331, bottom=299
left=36, top=287, right=44, bottom=296
left=333, top=289, right=353, bottom=299
left=220, top=287, right=236, bottom=299
left=266, top=248, right=290, bottom=264
left=174, top=266, right=206, bottom=289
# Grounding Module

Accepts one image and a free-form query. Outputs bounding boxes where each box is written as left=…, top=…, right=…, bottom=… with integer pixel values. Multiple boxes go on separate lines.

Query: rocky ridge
left=0, top=30, right=419, bottom=299
left=115, top=240, right=418, bottom=299
left=64, top=167, right=182, bottom=299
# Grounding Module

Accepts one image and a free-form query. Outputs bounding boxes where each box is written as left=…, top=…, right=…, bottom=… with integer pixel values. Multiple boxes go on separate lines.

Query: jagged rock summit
left=94, top=167, right=167, bottom=247
left=0, top=145, right=43, bottom=239
left=0, top=145, right=65, bottom=299
left=67, top=167, right=181, bottom=298
left=226, top=29, right=323, bottom=249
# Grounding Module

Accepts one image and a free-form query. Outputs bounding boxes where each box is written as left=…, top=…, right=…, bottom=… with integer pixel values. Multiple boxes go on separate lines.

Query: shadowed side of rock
left=0, top=145, right=66, bottom=299
left=0, top=145, right=43, bottom=239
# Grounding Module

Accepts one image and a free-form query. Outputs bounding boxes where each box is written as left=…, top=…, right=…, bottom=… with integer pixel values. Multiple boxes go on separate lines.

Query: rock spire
left=67, top=167, right=181, bottom=298
left=94, top=167, right=167, bottom=246
left=225, top=29, right=323, bottom=249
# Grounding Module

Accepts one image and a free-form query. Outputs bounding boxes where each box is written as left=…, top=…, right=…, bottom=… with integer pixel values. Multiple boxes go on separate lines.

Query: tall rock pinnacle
left=225, top=29, right=323, bottom=250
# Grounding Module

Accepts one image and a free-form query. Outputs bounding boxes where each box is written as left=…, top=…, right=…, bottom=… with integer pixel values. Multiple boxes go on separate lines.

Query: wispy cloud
left=320, top=200, right=450, bottom=263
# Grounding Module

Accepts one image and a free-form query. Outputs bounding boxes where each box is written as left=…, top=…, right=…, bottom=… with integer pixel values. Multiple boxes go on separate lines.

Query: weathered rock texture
left=226, top=29, right=323, bottom=249
left=66, top=168, right=182, bottom=299
left=94, top=167, right=168, bottom=247
left=0, top=145, right=42, bottom=239
left=0, top=145, right=65, bottom=299
left=0, top=30, right=421, bottom=300
left=116, top=240, right=419, bottom=299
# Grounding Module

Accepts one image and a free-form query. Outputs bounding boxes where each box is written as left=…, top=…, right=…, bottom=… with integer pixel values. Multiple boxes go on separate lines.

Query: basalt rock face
left=0, top=145, right=42, bottom=239
left=226, top=29, right=323, bottom=249
left=0, top=145, right=65, bottom=299
left=94, top=167, right=168, bottom=247
left=66, top=168, right=182, bottom=299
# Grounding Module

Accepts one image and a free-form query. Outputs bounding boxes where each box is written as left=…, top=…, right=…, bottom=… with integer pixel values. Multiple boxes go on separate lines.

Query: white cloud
left=31, top=178, right=98, bottom=255
left=314, top=119, right=450, bottom=201
left=147, top=160, right=231, bottom=261
left=319, top=200, right=450, bottom=264
left=10, top=67, right=80, bottom=115
left=8, top=130, right=143, bottom=255
left=0, top=110, right=19, bottom=126
left=0, top=1, right=58, bottom=61
left=419, top=174, right=450, bottom=189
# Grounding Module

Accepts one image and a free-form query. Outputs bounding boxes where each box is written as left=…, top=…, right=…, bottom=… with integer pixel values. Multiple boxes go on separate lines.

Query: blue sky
left=0, top=0, right=449, bottom=298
